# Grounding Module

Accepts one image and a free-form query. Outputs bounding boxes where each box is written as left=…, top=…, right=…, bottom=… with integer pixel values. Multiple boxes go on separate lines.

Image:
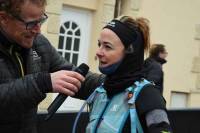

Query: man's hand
left=50, top=70, right=85, bottom=96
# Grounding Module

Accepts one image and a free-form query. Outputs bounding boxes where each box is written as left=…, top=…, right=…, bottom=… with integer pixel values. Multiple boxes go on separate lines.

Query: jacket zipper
left=0, top=45, right=24, bottom=77
left=14, top=52, right=24, bottom=77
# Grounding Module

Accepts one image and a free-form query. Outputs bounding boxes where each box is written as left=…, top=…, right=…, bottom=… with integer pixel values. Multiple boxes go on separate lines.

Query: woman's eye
left=105, top=44, right=113, bottom=49
left=98, top=42, right=113, bottom=49
left=105, top=45, right=111, bottom=49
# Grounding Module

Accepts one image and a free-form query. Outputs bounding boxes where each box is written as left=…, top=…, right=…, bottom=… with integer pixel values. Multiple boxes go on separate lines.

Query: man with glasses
left=0, top=0, right=103, bottom=132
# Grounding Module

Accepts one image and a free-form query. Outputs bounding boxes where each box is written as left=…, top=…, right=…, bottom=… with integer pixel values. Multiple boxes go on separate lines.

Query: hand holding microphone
left=46, top=63, right=89, bottom=120
left=50, top=70, right=84, bottom=96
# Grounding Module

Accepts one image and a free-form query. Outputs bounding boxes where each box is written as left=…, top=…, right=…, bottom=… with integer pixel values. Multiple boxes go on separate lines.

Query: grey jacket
left=0, top=34, right=103, bottom=133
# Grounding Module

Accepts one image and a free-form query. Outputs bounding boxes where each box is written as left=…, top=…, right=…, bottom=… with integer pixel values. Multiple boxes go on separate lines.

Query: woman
left=75, top=16, right=172, bottom=133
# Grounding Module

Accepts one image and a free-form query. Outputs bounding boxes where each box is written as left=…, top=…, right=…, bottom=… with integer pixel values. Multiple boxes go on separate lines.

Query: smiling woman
left=82, top=16, right=173, bottom=133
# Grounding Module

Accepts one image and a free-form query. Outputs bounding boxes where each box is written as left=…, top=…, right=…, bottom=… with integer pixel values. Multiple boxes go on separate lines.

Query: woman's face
left=96, top=28, right=125, bottom=68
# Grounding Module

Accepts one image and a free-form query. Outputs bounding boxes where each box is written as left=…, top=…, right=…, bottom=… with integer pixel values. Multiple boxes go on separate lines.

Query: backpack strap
left=127, top=79, right=151, bottom=133
left=72, top=85, right=104, bottom=133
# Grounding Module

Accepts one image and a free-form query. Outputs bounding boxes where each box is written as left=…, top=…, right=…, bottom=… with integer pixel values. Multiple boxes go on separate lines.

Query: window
left=170, top=92, right=188, bottom=108
left=57, top=21, right=81, bottom=66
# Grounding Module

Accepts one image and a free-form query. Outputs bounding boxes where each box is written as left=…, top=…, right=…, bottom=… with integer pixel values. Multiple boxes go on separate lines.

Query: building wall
left=39, top=0, right=200, bottom=110
left=137, top=0, right=200, bottom=107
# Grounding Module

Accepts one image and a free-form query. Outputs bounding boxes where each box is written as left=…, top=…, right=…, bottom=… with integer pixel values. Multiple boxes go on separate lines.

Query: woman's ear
left=125, top=44, right=134, bottom=54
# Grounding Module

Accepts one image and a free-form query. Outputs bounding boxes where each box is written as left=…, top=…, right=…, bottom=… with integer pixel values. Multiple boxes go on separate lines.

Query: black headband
left=104, top=19, right=138, bottom=48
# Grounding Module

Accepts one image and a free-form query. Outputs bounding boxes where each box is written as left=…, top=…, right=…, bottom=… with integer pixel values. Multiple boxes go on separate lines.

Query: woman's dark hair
left=116, top=16, right=151, bottom=53
left=149, top=44, right=166, bottom=58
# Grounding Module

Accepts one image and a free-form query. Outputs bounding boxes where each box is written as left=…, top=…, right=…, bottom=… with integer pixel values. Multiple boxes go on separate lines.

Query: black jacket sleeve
left=0, top=73, right=51, bottom=114
left=148, top=122, right=172, bottom=133
left=136, top=85, right=172, bottom=133
left=74, top=72, right=105, bottom=100
left=136, top=85, right=166, bottom=115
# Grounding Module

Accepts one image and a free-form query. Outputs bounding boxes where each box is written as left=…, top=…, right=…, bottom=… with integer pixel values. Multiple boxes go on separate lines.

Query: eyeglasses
left=8, top=12, right=48, bottom=30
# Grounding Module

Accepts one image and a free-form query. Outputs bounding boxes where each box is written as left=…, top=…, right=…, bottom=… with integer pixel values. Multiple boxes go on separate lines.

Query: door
left=55, top=6, right=92, bottom=112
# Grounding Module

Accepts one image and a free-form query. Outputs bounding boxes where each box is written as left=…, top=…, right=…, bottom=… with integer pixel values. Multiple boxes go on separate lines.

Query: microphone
left=45, top=63, right=89, bottom=121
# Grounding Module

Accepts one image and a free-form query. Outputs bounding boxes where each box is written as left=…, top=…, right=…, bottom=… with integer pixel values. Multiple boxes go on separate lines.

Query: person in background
left=81, top=16, right=172, bottom=133
left=143, top=44, right=168, bottom=94
left=0, top=0, right=103, bottom=132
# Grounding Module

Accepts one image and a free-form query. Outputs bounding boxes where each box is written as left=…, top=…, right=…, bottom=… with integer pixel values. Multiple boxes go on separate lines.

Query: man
left=143, top=44, right=168, bottom=94
left=0, top=0, right=102, bottom=132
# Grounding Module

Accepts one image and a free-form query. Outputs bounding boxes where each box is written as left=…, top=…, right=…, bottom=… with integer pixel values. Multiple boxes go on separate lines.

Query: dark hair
left=0, top=0, right=46, bottom=15
left=149, top=44, right=166, bottom=58
left=117, top=16, right=151, bottom=53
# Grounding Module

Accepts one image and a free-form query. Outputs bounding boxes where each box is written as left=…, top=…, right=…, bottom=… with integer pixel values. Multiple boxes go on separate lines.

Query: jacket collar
left=154, top=57, right=167, bottom=65
left=0, top=29, right=25, bottom=54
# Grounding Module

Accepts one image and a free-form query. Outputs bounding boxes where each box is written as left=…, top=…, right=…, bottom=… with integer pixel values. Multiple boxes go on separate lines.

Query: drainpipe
left=114, top=0, right=121, bottom=18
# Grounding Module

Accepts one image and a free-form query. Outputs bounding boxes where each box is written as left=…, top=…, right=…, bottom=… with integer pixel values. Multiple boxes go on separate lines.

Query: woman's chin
left=99, top=64, right=108, bottom=68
